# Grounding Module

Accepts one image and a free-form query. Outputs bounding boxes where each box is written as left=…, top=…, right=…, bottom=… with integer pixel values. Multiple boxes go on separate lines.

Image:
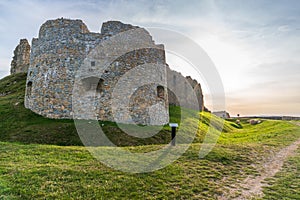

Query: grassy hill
left=1, top=73, right=300, bottom=199
left=0, top=73, right=82, bottom=145
left=0, top=123, right=299, bottom=199
left=0, top=73, right=236, bottom=146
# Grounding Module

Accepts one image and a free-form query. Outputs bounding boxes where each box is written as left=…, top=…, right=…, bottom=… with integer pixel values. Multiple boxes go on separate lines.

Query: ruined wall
left=10, top=39, right=30, bottom=74
left=24, top=18, right=204, bottom=125
left=25, top=19, right=99, bottom=119
left=73, top=47, right=168, bottom=125
left=25, top=18, right=169, bottom=125
left=101, top=21, right=138, bottom=35
left=167, top=66, right=204, bottom=111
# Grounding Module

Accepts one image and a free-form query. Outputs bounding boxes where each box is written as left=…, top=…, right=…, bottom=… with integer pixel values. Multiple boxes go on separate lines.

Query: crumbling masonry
left=11, top=18, right=204, bottom=125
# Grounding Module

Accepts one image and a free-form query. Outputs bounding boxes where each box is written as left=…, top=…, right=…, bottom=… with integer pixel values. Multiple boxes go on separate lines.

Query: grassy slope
left=1, top=125, right=299, bottom=199
left=0, top=73, right=234, bottom=146
left=0, top=74, right=300, bottom=199
left=0, top=73, right=172, bottom=146
left=0, top=73, right=81, bottom=146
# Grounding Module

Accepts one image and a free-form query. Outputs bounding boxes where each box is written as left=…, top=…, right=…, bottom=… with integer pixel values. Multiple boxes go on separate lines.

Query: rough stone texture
left=25, top=18, right=169, bottom=125
left=10, top=39, right=30, bottom=74
left=167, top=66, right=204, bottom=111
left=101, top=21, right=138, bottom=36
left=24, top=18, right=204, bottom=125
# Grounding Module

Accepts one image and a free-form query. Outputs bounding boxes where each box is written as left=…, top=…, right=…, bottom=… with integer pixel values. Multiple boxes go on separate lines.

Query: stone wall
left=25, top=18, right=169, bottom=125
left=167, top=66, right=204, bottom=111
left=101, top=21, right=138, bottom=35
left=10, top=39, right=30, bottom=74
left=24, top=18, right=204, bottom=125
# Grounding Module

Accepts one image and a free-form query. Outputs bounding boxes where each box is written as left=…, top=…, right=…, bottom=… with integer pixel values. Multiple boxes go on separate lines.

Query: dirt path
left=230, top=137, right=300, bottom=199
left=217, top=121, right=300, bottom=200
left=222, top=122, right=300, bottom=200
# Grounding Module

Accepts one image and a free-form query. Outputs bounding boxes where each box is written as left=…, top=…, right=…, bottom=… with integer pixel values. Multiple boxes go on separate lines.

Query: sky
left=0, top=0, right=299, bottom=116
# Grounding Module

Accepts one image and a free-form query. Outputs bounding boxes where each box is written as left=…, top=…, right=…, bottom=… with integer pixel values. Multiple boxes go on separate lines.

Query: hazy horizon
left=0, top=0, right=299, bottom=117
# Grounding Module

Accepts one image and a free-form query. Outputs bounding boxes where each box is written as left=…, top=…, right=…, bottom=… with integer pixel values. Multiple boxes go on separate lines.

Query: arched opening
left=81, top=77, right=105, bottom=93
left=157, top=85, right=165, bottom=99
left=27, top=81, right=32, bottom=97
left=96, top=79, right=104, bottom=93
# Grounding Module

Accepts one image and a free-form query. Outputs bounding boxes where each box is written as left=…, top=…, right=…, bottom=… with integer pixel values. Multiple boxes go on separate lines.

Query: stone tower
left=10, top=39, right=30, bottom=74
left=25, top=18, right=169, bottom=125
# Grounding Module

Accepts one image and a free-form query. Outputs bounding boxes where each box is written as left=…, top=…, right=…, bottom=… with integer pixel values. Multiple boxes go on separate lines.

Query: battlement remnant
left=10, top=39, right=30, bottom=74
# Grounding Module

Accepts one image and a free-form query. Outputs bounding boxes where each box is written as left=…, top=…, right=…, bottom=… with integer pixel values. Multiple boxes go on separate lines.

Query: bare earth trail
left=224, top=122, right=300, bottom=200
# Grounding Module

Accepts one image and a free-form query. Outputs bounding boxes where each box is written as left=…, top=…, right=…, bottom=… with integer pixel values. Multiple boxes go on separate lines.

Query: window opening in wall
left=27, top=81, right=32, bottom=97
left=91, top=61, right=95, bottom=67
left=81, top=77, right=105, bottom=93
left=157, top=85, right=164, bottom=99
left=97, top=79, right=104, bottom=93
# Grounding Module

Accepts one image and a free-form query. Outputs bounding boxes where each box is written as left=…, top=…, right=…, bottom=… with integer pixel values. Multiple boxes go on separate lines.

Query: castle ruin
left=11, top=18, right=204, bottom=125
left=10, top=39, right=30, bottom=74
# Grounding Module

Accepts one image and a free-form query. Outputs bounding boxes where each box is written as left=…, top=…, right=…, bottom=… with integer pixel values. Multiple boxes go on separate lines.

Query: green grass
left=260, top=147, right=300, bottom=200
left=1, top=137, right=299, bottom=199
left=219, top=120, right=300, bottom=147
left=0, top=73, right=82, bottom=146
left=0, top=73, right=234, bottom=146
left=1, top=73, right=300, bottom=199
left=0, top=142, right=276, bottom=199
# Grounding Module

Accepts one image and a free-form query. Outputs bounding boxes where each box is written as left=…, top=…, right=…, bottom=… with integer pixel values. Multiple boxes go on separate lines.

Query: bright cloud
left=0, top=0, right=299, bottom=116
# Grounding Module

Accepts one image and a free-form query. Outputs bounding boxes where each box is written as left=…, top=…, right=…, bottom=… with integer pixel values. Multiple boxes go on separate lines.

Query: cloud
left=250, top=61, right=300, bottom=80
left=225, top=79, right=300, bottom=116
left=0, top=0, right=299, bottom=116
left=0, top=0, right=219, bottom=77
